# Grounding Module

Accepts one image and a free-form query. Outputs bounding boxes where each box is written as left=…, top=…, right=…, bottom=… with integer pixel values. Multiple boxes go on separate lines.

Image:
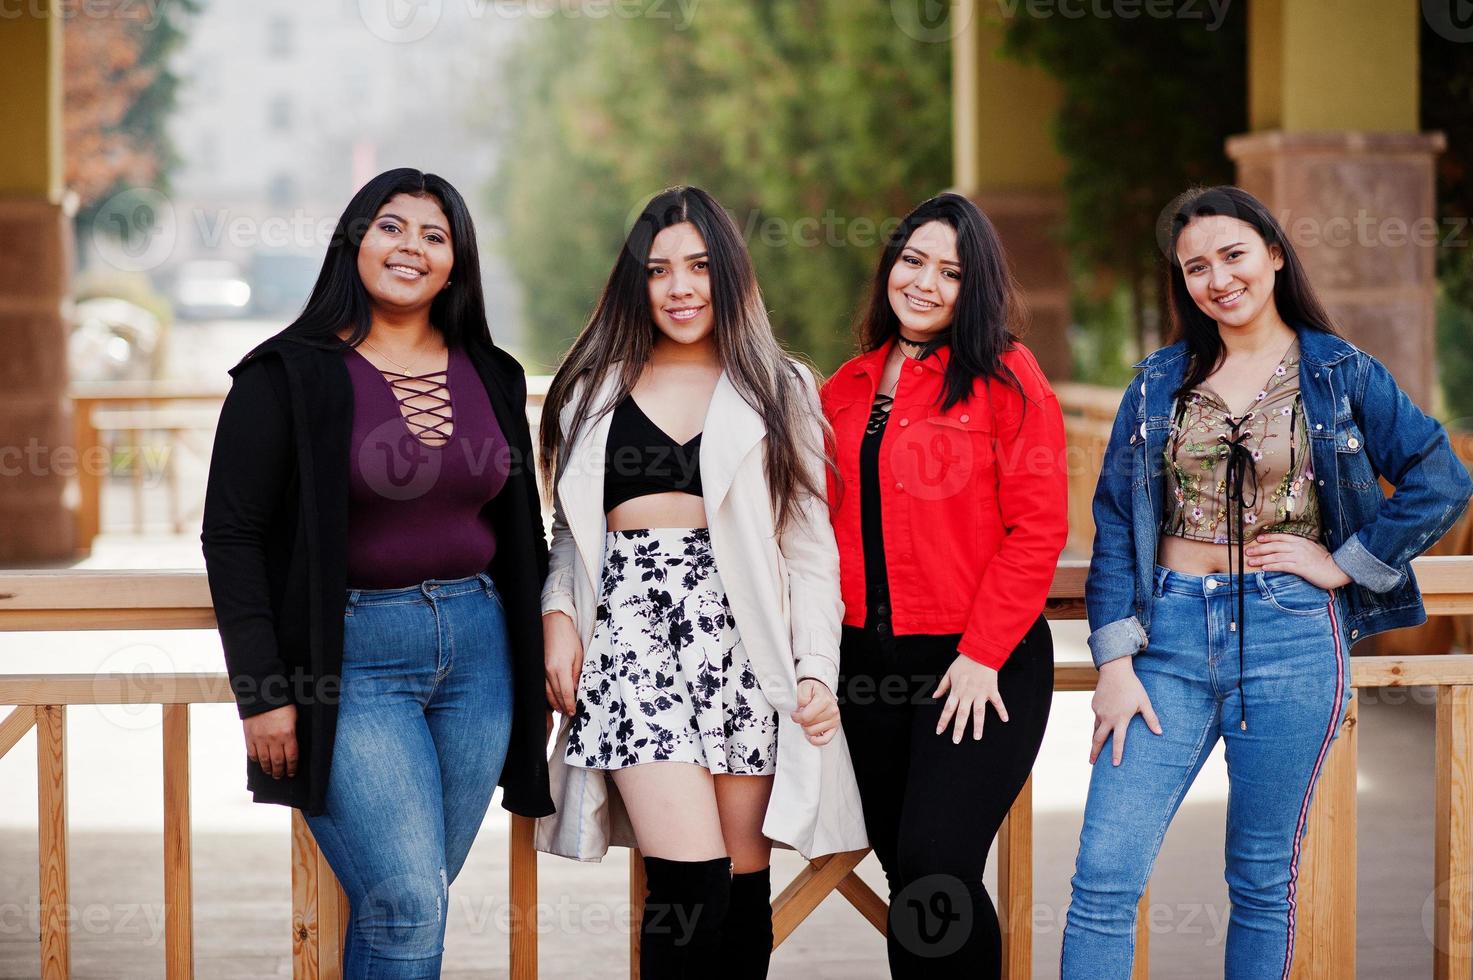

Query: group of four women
left=203, top=168, right=1471, bottom=979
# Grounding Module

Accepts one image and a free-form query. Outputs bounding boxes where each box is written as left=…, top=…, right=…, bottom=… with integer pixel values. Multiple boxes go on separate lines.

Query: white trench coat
left=535, top=364, right=869, bottom=861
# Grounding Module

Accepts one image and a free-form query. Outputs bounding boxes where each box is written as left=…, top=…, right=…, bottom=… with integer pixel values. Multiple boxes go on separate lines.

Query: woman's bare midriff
left=1158, top=534, right=1240, bottom=575
left=606, top=491, right=708, bottom=532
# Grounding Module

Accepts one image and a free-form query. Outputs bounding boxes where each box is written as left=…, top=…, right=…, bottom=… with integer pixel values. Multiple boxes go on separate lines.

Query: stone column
left=952, top=3, right=1072, bottom=382
left=1232, top=0, right=1438, bottom=408
left=1227, top=130, right=1443, bottom=409
left=0, top=4, right=75, bottom=561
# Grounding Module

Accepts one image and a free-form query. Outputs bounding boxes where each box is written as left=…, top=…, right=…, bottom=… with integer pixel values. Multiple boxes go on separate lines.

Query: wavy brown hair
left=539, top=185, right=829, bottom=532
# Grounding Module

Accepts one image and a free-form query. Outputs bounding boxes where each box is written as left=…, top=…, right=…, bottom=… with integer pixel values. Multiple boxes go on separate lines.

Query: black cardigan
left=200, top=332, right=554, bottom=818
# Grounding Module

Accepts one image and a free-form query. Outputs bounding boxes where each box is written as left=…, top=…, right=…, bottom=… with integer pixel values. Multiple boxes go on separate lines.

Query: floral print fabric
left=1161, top=339, right=1324, bottom=545
left=566, top=527, right=778, bottom=775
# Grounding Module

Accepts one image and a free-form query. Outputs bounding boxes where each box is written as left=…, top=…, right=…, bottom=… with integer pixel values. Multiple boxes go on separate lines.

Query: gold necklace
left=362, top=336, right=425, bottom=376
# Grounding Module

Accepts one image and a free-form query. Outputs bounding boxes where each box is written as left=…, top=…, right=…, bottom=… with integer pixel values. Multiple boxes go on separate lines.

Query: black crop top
left=603, top=395, right=704, bottom=512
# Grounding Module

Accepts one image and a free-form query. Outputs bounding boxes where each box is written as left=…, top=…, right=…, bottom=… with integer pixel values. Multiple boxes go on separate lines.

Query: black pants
left=837, top=614, right=1054, bottom=979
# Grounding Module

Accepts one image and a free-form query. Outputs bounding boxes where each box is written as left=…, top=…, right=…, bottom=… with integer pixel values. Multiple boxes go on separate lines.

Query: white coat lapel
left=557, top=373, right=619, bottom=598
left=701, top=371, right=767, bottom=514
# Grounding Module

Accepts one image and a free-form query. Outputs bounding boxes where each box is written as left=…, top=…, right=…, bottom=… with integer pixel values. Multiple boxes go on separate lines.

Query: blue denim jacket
left=1085, top=326, right=1473, bottom=667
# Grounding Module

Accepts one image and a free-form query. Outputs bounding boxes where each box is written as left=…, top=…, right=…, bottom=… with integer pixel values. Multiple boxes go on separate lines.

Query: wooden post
left=292, top=811, right=350, bottom=979
left=508, top=814, right=538, bottom=980
left=1435, top=685, right=1473, bottom=980
left=771, top=850, right=869, bottom=946
left=1132, top=886, right=1149, bottom=980
left=129, top=425, right=144, bottom=533
left=36, top=704, right=69, bottom=979
left=0, top=704, right=37, bottom=761
left=72, top=402, right=102, bottom=554
left=997, top=775, right=1033, bottom=979
left=162, top=704, right=194, bottom=979
left=1291, top=692, right=1358, bottom=979
left=630, top=848, right=646, bottom=980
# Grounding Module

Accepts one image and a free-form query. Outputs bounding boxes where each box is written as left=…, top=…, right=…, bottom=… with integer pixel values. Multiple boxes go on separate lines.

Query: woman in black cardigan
left=202, top=168, right=552, bottom=978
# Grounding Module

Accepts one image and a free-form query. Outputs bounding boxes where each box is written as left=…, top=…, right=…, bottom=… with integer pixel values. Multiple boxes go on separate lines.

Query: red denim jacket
left=820, top=340, right=1069, bottom=668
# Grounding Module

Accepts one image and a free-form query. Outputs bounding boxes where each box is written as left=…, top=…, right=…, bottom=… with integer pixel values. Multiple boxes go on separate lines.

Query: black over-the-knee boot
left=719, top=865, right=773, bottom=979
left=640, top=856, right=732, bottom=979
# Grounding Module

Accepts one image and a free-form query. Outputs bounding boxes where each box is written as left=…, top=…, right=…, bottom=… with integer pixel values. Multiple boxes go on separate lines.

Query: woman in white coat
left=537, top=186, right=867, bottom=978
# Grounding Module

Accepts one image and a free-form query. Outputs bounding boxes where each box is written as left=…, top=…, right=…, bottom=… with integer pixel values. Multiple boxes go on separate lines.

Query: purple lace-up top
left=342, top=345, right=509, bottom=588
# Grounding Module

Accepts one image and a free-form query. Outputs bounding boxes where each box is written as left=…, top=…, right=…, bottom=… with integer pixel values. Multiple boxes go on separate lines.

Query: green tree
left=1423, top=22, right=1473, bottom=425
left=1000, top=7, right=1246, bottom=373
left=66, top=1, right=199, bottom=242
left=485, top=2, right=952, bottom=372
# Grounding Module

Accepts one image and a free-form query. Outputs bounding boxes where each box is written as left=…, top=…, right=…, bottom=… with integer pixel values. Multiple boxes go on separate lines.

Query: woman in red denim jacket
left=821, top=192, right=1069, bottom=978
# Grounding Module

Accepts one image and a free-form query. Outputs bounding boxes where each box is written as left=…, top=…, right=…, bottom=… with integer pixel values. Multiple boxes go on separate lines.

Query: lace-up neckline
left=351, top=347, right=454, bottom=447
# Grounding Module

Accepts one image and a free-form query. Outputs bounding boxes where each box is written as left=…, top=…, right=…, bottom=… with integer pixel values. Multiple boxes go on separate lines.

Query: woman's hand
left=933, top=656, right=1007, bottom=743
left=1090, top=658, right=1163, bottom=766
left=543, top=610, right=584, bottom=717
left=243, top=703, right=298, bottom=780
left=792, top=678, right=840, bottom=746
left=1244, top=533, right=1352, bottom=589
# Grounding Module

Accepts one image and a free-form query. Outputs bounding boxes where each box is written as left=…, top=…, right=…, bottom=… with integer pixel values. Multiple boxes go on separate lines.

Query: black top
left=201, top=333, right=553, bottom=818
left=859, top=390, right=893, bottom=632
left=603, top=394, right=704, bottom=512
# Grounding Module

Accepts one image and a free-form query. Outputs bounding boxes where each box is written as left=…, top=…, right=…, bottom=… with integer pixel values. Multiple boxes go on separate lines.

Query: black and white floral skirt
left=565, top=527, right=778, bottom=775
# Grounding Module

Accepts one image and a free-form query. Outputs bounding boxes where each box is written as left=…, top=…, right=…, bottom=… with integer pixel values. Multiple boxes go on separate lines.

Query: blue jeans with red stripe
left=1062, top=564, right=1352, bottom=980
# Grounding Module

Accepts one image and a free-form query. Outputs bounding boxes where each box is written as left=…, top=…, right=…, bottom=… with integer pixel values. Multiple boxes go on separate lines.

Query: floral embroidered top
left=1161, top=338, right=1324, bottom=546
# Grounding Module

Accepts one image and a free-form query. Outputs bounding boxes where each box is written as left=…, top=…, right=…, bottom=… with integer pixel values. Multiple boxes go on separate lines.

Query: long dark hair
left=1162, top=185, right=1339, bottom=399
left=855, top=192, right=1025, bottom=411
left=255, top=167, right=493, bottom=354
left=539, top=185, right=828, bottom=533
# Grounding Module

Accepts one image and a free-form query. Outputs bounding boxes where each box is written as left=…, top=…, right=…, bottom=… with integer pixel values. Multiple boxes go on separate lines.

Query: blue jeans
left=305, top=572, right=514, bottom=979
left=1062, top=565, right=1351, bottom=980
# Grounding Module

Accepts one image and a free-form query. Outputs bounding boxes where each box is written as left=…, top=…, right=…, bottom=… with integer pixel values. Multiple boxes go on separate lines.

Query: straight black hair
left=255, top=167, right=493, bottom=355
left=855, top=191, right=1025, bottom=411
left=1162, top=185, right=1340, bottom=400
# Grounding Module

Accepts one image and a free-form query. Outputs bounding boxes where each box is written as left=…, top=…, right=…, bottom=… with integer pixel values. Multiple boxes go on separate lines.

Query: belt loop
left=1153, top=565, right=1169, bottom=598
left=345, top=588, right=361, bottom=613
left=477, top=571, right=494, bottom=593
left=1254, top=569, right=1271, bottom=600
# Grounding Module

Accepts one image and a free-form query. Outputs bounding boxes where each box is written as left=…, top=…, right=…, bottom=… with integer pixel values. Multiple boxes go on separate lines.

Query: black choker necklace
left=897, top=333, right=947, bottom=359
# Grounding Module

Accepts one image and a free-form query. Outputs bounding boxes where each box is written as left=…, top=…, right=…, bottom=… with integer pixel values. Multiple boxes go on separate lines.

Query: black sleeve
left=200, top=359, right=295, bottom=719
left=513, top=367, right=550, bottom=580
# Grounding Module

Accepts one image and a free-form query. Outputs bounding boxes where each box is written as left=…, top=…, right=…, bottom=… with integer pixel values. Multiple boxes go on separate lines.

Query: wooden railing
left=2, top=560, right=1471, bottom=978
left=1055, top=381, right=1124, bottom=555
left=66, top=378, right=551, bottom=554
left=69, top=382, right=230, bottom=549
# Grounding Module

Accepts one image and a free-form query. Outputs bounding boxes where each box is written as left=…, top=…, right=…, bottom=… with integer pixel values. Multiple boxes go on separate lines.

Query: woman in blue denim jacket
left=1062, top=185, right=1472, bottom=978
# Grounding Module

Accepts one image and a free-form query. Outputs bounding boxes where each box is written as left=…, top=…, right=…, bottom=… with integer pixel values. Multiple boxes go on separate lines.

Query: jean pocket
left=1260, top=574, right=1332, bottom=617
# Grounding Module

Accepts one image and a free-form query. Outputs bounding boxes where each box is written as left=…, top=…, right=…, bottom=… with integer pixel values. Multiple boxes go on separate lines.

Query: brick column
left=0, top=198, right=74, bottom=561
left=1228, top=131, right=1443, bottom=408
left=0, top=4, right=75, bottom=561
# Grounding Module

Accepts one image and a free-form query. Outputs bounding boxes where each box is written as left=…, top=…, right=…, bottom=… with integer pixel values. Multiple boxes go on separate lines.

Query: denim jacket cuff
left=1331, top=533, right=1405, bottom=593
left=1087, top=616, right=1148, bottom=669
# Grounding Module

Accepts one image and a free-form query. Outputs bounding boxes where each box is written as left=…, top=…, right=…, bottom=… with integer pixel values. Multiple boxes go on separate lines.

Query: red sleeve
left=956, top=346, right=1070, bottom=669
